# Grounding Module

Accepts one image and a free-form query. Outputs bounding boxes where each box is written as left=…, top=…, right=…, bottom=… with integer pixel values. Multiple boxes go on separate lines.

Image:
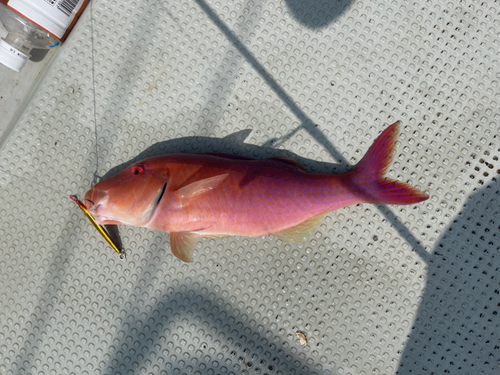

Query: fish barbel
left=85, top=122, right=428, bottom=262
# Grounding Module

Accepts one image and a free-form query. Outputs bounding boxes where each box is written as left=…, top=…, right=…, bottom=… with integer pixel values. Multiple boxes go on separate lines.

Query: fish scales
left=151, top=156, right=336, bottom=236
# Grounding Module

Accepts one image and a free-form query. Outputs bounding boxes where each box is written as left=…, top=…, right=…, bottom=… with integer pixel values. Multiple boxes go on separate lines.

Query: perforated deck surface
left=1, top=1, right=499, bottom=374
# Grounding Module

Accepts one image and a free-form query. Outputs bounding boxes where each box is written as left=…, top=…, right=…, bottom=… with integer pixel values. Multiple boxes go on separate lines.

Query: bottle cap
left=0, top=39, right=28, bottom=72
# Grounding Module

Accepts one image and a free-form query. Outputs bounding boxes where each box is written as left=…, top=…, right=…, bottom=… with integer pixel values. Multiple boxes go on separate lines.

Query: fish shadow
left=100, top=129, right=352, bottom=181
left=396, top=179, right=500, bottom=375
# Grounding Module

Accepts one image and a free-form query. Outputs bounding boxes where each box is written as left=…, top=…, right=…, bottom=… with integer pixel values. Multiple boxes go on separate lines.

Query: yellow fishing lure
left=70, top=195, right=125, bottom=259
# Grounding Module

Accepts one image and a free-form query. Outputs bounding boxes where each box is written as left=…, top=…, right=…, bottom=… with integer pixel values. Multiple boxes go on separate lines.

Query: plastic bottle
left=0, top=0, right=89, bottom=72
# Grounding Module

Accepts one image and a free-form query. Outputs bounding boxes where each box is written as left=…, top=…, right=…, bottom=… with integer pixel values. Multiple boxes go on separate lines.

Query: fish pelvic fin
left=170, top=232, right=199, bottom=262
left=352, top=121, right=429, bottom=205
left=274, top=213, right=328, bottom=243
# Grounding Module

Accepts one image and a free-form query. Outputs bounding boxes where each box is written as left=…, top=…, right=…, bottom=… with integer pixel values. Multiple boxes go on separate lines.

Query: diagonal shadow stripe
left=192, top=0, right=430, bottom=263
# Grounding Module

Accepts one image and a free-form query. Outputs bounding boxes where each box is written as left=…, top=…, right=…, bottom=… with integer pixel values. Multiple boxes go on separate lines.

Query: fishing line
left=80, top=1, right=124, bottom=256
left=89, top=0, right=100, bottom=189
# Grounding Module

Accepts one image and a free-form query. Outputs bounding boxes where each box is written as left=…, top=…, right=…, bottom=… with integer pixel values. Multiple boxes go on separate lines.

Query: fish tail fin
left=352, top=121, right=429, bottom=205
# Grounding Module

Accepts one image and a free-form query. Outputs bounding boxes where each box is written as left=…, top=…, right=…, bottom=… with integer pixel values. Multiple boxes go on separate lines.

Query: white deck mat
left=1, top=0, right=499, bottom=374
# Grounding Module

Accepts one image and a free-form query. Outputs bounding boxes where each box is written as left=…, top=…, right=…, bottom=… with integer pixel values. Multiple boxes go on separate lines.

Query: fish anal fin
left=174, top=173, right=229, bottom=206
left=274, top=213, right=327, bottom=243
left=170, top=232, right=199, bottom=262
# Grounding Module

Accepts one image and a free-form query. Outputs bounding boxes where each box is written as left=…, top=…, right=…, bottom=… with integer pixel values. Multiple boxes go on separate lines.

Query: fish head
left=84, top=159, right=169, bottom=226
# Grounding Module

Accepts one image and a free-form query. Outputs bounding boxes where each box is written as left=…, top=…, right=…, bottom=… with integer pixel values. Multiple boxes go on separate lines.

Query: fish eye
left=132, top=165, right=144, bottom=175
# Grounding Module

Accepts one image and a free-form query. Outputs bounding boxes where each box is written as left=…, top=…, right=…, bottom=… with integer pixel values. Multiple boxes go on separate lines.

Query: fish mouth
left=85, top=199, right=95, bottom=210
left=85, top=189, right=107, bottom=212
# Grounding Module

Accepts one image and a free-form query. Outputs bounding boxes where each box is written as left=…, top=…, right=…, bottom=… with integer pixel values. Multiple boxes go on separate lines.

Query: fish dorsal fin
left=270, top=157, right=307, bottom=172
left=170, top=232, right=198, bottom=262
left=274, top=213, right=327, bottom=243
left=174, top=173, right=229, bottom=206
left=208, top=153, right=255, bottom=161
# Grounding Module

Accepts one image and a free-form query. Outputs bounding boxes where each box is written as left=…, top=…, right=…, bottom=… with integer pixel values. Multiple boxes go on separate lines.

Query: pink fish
left=85, top=122, right=428, bottom=262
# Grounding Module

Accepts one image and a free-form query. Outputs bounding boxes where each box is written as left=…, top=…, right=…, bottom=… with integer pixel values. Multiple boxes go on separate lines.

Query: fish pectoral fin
left=274, top=213, right=327, bottom=244
left=170, top=232, right=199, bottom=263
left=174, top=174, right=229, bottom=206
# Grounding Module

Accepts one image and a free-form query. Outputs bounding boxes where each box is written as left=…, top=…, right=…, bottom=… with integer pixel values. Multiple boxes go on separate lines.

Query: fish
left=84, top=122, right=428, bottom=262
